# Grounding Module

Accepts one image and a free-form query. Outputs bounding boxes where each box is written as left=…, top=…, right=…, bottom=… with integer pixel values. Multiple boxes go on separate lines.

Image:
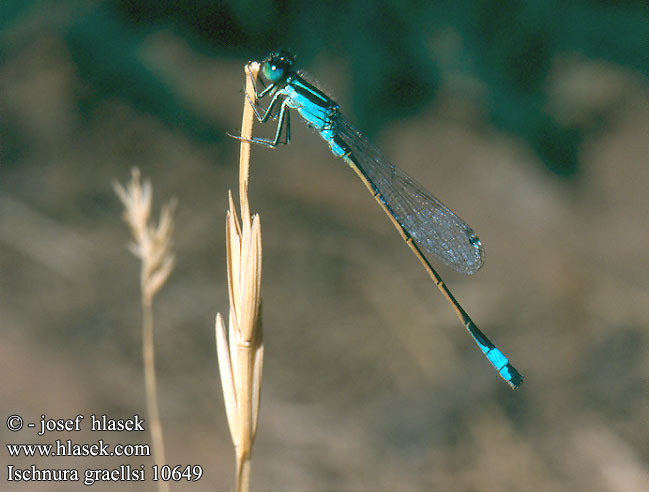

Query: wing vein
left=335, top=116, right=485, bottom=274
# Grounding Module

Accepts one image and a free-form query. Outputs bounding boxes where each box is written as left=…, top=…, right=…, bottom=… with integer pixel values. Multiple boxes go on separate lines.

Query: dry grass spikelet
left=216, top=61, right=263, bottom=492
left=113, top=168, right=176, bottom=306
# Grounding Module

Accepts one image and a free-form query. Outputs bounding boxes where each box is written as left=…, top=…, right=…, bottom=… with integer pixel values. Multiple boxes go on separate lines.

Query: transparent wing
left=335, top=116, right=485, bottom=274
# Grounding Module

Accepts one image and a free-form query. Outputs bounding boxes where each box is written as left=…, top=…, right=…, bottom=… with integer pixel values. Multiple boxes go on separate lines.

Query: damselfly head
left=260, top=50, right=295, bottom=83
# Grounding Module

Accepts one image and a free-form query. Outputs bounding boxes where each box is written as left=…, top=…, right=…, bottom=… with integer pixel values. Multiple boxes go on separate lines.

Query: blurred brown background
left=2, top=1, right=648, bottom=490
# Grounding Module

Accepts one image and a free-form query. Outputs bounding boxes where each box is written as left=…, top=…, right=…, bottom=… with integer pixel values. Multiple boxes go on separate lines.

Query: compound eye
left=262, top=61, right=285, bottom=82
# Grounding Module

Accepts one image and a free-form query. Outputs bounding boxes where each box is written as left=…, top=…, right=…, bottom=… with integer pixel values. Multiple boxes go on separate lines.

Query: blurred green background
left=2, top=1, right=648, bottom=490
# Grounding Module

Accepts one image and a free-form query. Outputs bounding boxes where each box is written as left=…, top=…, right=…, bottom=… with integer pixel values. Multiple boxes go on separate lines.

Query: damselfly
left=231, top=50, right=523, bottom=389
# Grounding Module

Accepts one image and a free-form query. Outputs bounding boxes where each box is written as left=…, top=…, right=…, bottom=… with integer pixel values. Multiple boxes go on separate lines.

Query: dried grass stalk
left=114, top=168, right=175, bottom=492
left=216, top=61, right=263, bottom=492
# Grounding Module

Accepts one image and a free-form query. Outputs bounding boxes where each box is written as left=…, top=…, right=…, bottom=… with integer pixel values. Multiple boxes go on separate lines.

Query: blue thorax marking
left=279, top=75, right=349, bottom=157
